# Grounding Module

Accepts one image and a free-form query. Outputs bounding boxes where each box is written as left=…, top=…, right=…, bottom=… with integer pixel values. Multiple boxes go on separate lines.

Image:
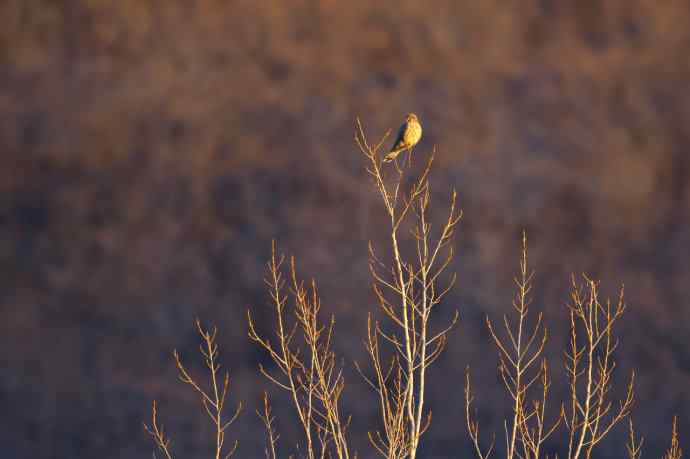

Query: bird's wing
left=389, top=123, right=407, bottom=152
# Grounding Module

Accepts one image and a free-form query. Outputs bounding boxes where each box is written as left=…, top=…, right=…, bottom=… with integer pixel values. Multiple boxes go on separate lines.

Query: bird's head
left=406, top=113, right=418, bottom=122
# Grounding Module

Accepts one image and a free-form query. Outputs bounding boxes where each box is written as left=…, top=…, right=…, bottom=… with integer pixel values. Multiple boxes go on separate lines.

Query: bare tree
left=627, top=419, right=644, bottom=459
left=662, top=417, right=682, bottom=459
left=564, top=276, right=634, bottom=459
left=354, top=119, right=460, bottom=459
left=467, top=237, right=634, bottom=459
left=467, top=234, right=561, bottom=459
left=248, top=242, right=352, bottom=459
left=144, top=320, right=242, bottom=459
left=257, top=392, right=279, bottom=459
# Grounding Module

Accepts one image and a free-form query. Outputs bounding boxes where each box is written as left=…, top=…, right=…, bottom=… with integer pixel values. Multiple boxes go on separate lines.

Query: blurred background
left=2, top=1, right=689, bottom=458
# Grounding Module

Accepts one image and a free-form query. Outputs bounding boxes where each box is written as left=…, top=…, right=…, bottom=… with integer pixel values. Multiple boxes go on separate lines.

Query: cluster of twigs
left=466, top=234, right=636, bottom=459
left=354, top=119, right=461, bottom=459
left=144, top=320, right=242, bottom=459
left=662, top=417, right=682, bottom=459
left=626, top=417, right=683, bottom=459
left=564, top=275, right=635, bottom=459
left=247, top=242, right=352, bottom=459
left=466, top=233, right=561, bottom=459
left=143, top=118, right=682, bottom=459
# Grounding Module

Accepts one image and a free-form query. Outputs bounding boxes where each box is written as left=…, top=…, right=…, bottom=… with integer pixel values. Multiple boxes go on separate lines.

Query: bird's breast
left=404, top=122, right=422, bottom=145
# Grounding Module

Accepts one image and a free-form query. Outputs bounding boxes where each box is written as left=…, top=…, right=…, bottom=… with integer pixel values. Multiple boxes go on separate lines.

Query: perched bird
left=383, top=113, right=422, bottom=163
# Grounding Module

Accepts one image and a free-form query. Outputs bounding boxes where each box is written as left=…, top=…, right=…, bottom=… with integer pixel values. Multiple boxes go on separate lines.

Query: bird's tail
left=383, top=148, right=403, bottom=163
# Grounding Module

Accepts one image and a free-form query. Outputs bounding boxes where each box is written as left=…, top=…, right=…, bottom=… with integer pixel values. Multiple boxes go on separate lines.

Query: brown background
left=1, top=1, right=689, bottom=458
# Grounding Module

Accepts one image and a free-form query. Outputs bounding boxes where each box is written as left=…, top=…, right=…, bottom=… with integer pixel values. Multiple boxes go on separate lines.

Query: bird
left=383, top=113, right=422, bottom=163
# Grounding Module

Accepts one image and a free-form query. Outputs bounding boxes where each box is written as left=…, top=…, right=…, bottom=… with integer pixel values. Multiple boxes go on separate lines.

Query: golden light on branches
left=248, top=241, right=352, bottom=459
left=466, top=235, right=636, bottom=459
left=627, top=419, right=644, bottom=459
left=564, top=276, right=634, bottom=459
left=662, top=417, right=682, bottom=459
left=354, top=118, right=460, bottom=459
left=144, top=320, right=242, bottom=459
left=257, top=393, right=279, bottom=459
left=140, top=117, right=684, bottom=459
left=466, top=234, right=561, bottom=459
